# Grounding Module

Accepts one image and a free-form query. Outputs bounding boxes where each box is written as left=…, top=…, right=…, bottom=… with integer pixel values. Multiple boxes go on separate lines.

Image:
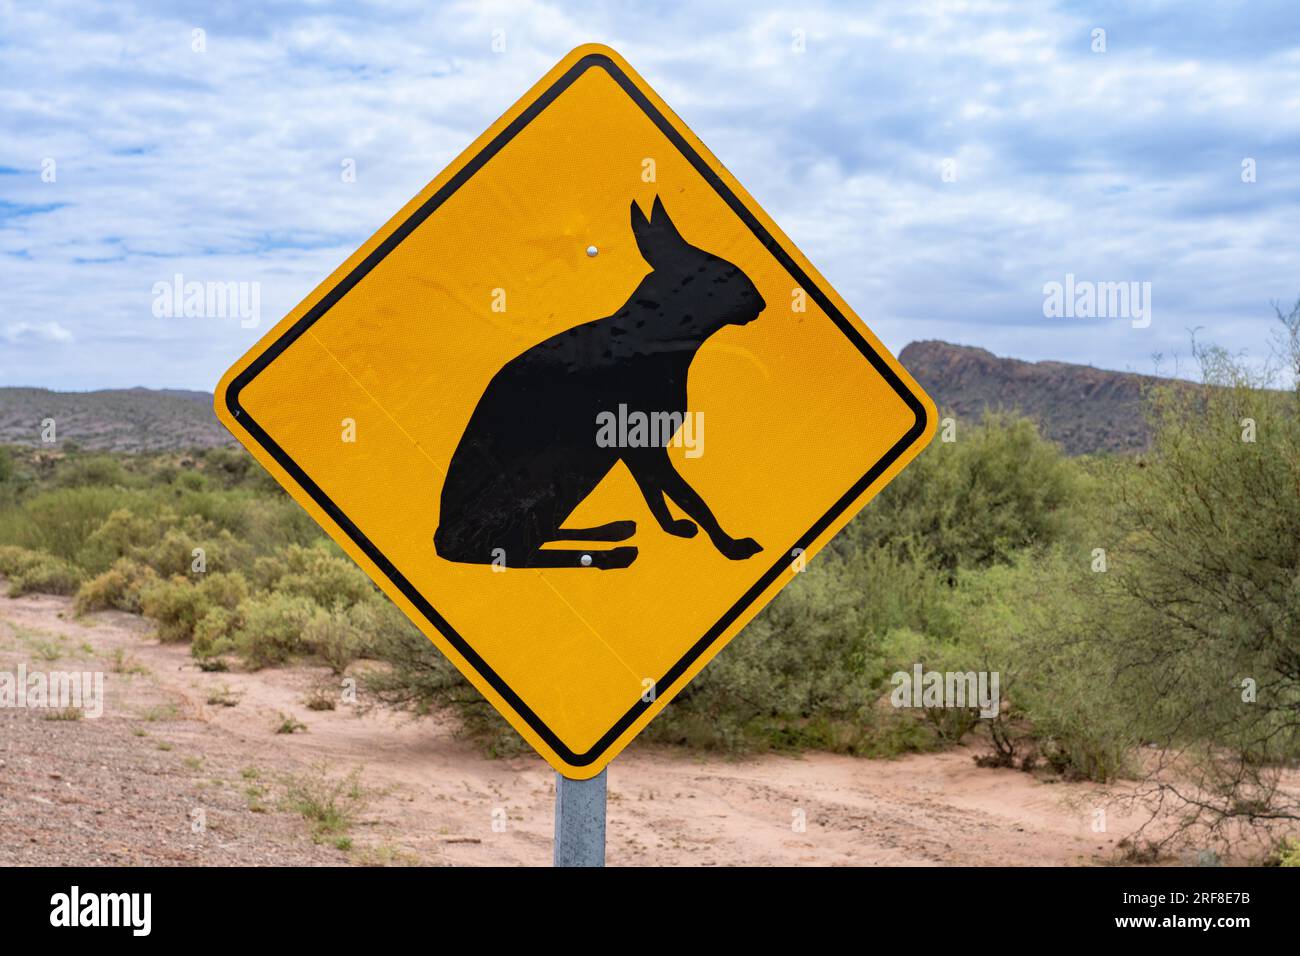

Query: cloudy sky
left=2, top=0, right=1298, bottom=390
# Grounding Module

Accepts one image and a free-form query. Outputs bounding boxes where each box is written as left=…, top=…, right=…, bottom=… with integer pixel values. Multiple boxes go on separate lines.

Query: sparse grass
left=196, top=657, right=229, bottom=672
left=245, top=791, right=268, bottom=812
left=156, top=741, right=173, bottom=751
left=42, top=706, right=83, bottom=721
left=333, top=836, right=353, bottom=851
left=274, top=712, right=307, bottom=734
left=205, top=684, right=241, bottom=708
left=280, top=764, right=367, bottom=842
left=354, top=842, right=419, bottom=867
left=31, top=640, right=62, bottom=662
left=303, top=685, right=337, bottom=711
left=109, top=647, right=148, bottom=675
left=182, top=755, right=204, bottom=770
left=10, top=623, right=68, bottom=661
left=242, top=774, right=269, bottom=812
left=140, top=702, right=178, bottom=722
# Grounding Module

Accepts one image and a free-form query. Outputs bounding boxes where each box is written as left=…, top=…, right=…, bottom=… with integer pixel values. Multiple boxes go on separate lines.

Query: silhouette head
left=629, top=196, right=766, bottom=338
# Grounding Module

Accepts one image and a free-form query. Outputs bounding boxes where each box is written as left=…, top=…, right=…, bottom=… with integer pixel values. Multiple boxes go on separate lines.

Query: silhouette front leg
left=630, top=450, right=760, bottom=560
left=629, top=463, right=698, bottom=538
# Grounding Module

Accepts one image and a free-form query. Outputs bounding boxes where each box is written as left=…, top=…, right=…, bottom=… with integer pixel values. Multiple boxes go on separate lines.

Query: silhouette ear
left=630, top=199, right=660, bottom=267
left=631, top=196, right=686, bottom=268
left=649, top=195, right=685, bottom=246
left=630, top=199, right=651, bottom=237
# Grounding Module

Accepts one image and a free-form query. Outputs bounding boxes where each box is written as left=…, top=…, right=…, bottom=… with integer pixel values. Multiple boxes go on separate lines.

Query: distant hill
left=0, top=342, right=1171, bottom=455
left=900, top=340, right=1162, bottom=454
left=0, top=387, right=235, bottom=452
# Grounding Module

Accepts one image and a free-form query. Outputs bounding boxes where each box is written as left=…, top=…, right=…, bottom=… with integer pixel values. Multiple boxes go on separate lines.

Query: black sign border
left=225, top=52, right=928, bottom=767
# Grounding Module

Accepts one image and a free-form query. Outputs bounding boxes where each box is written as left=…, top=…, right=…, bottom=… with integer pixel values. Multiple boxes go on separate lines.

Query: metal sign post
left=553, top=770, right=607, bottom=867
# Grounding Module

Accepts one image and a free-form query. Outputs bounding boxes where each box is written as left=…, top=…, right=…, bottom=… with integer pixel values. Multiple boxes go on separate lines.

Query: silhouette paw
left=665, top=518, right=698, bottom=538
left=718, top=537, right=762, bottom=560
left=600, top=520, right=637, bottom=541
left=591, top=546, right=638, bottom=569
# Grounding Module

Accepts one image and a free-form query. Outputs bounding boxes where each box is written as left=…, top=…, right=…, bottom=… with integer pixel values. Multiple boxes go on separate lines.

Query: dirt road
left=1, top=588, right=1152, bottom=866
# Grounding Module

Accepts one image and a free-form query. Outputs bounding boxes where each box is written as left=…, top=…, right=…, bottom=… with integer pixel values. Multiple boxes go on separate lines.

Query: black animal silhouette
left=434, top=196, right=766, bottom=570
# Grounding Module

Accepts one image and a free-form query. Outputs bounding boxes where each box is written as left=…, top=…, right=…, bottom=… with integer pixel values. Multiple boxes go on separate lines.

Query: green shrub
left=231, top=592, right=318, bottom=668
left=53, top=454, right=129, bottom=489
left=132, top=523, right=245, bottom=577
left=200, top=570, right=251, bottom=608
left=877, top=628, right=986, bottom=744
left=0, top=544, right=45, bottom=578
left=199, top=447, right=253, bottom=487
left=838, top=411, right=1078, bottom=575
left=251, top=544, right=374, bottom=609
left=172, top=488, right=319, bottom=556
left=172, top=470, right=208, bottom=492
left=646, top=558, right=883, bottom=753
left=1278, top=838, right=1300, bottom=867
left=140, top=571, right=249, bottom=643
left=854, top=540, right=960, bottom=644
left=362, top=604, right=477, bottom=718
left=140, top=577, right=208, bottom=643
left=78, top=508, right=169, bottom=575
left=1051, top=319, right=1300, bottom=826
left=192, top=606, right=239, bottom=659
left=75, top=558, right=158, bottom=613
left=347, top=596, right=422, bottom=647
left=5, top=550, right=82, bottom=596
left=0, top=486, right=144, bottom=563
left=930, top=552, right=1135, bottom=781
left=304, top=605, right=366, bottom=675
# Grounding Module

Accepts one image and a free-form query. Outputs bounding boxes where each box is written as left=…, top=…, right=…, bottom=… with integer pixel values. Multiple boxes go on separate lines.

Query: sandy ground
left=0, top=588, right=1166, bottom=866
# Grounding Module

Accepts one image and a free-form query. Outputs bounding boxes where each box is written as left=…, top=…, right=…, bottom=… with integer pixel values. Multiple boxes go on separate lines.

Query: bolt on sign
left=216, top=44, right=936, bottom=779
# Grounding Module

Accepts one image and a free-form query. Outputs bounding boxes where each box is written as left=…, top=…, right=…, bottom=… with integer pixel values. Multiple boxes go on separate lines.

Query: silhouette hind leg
left=548, top=520, right=636, bottom=542
left=436, top=506, right=637, bottom=569
left=525, top=520, right=638, bottom=567
left=521, top=546, right=638, bottom=569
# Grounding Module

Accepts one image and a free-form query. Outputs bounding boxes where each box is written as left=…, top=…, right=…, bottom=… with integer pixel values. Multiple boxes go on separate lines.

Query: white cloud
left=3, top=320, right=74, bottom=344
left=0, top=0, right=1298, bottom=387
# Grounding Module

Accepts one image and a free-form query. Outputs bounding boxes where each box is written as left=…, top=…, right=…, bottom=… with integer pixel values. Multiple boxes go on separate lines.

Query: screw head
left=586, top=245, right=598, bottom=257
left=580, top=554, right=593, bottom=566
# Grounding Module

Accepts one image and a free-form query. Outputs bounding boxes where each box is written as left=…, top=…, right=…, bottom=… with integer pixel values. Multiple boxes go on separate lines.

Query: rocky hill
left=899, top=340, right=1162, bottom=454
left=0, top=387, right=235, bottom=452
left=0, top=342, right=1173, bottom=455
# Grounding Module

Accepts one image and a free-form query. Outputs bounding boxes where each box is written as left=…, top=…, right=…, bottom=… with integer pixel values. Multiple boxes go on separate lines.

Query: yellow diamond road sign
left=216, top=44, right=936, bottom=778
